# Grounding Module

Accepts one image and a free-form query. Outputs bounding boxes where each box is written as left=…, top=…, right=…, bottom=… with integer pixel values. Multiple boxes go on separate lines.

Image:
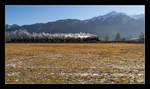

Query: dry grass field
left=5, top=43, right=145, bottom=84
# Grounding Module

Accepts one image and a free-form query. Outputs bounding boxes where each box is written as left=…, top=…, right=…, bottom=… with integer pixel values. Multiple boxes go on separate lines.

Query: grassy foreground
left=5, top=43, right=145, bottom=84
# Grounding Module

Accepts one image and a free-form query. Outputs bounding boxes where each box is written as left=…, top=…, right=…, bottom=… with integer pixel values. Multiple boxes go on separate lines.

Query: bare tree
left=105, top=35, right=109, bottom=41
left=114, top=32, right=121, bottom=41
left=139, top=32, right=144, bottom=42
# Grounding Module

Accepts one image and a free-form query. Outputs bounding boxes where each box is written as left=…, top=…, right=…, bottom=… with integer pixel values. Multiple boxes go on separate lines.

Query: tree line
left=5, top=30, right=99, bottom=43
left=103, top=32, right=144, bottom=43
left=5, top=30, right=144, bottom=43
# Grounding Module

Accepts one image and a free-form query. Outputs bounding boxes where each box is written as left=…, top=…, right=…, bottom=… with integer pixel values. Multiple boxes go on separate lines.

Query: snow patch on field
left=7, top=72, right=20, bottom=76
left=54, top=72, right=100, bottom=76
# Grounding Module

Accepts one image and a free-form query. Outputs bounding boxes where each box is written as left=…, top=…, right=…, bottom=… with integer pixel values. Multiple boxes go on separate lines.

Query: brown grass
left=5, top=43, right=145, bottom=84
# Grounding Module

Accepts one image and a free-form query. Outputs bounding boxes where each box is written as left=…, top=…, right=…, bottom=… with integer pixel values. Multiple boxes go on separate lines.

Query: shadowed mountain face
left=6, top=11, right=145, bottom=40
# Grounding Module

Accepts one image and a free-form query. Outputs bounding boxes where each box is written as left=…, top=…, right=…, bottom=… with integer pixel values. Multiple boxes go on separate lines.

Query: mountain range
left=6, top=11, right=145, bottom=40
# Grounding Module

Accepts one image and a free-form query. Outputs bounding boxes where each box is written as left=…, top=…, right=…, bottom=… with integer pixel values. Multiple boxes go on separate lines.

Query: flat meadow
left=5, top=43, right=145, bottom=84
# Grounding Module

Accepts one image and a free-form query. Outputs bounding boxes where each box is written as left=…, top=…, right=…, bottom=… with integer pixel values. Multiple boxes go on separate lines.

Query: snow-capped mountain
left=6, top=11, right=145, bottom=40
left=85, top=11, right=127, bottom=22
left=6, top=24, right=20, bottom=29
left=130, top=14, right=145, bottom=20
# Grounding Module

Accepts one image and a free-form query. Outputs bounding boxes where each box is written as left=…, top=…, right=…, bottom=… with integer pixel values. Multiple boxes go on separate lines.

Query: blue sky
left=6, top=5, right=145, bottom=26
